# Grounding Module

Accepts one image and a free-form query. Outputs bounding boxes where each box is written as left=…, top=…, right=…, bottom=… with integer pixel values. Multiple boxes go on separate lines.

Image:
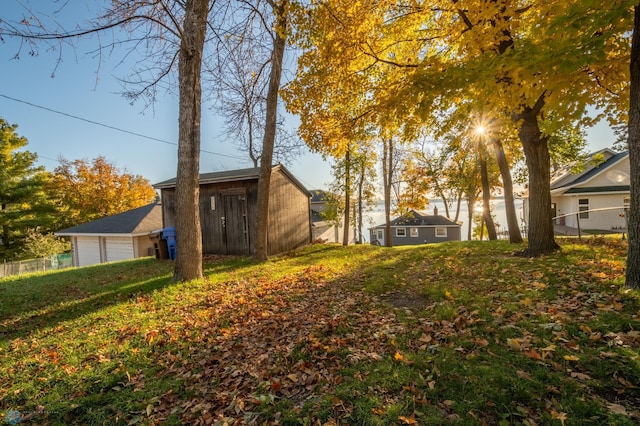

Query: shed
left=154, top=164, right=312, bottom=256
left=369, top=209, right=462, bottom=246
left=55, top=203, right=162, bottom=267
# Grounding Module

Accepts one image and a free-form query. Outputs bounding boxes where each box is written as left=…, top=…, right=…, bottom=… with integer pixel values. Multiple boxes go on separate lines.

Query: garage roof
left=55, top=203, right=162, bottom=237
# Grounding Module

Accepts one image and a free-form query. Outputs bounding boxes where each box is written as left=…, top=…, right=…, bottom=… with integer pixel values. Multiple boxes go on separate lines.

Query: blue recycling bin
left=162, top=227, right=177, bottom=260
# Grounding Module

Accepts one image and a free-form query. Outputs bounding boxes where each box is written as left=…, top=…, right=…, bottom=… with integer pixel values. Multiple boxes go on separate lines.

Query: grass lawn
left=1, top=238, right=639, bottom=425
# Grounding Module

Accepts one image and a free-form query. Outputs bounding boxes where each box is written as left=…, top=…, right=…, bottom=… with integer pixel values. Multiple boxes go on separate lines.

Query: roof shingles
left=55, top=203, right=162, bottom=236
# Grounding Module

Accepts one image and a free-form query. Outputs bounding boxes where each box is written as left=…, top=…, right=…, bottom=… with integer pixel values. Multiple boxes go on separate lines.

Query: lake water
left=362, top=197, right=526, bottom=242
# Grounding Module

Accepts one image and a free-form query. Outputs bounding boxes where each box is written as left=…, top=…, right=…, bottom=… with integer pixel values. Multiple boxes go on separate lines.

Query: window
left=410, top=227, right=419, bottom=237
left=578, top=198, right=589, bottom=219
left=396, top=228, right=406, bottom=237
left=376, top=229, right=384, bottom=240
left=435, top=227, right=447, bottom=238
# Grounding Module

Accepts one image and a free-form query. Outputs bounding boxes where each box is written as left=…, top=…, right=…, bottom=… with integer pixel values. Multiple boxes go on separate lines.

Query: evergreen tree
left=0, top=118, right=54, bottom=259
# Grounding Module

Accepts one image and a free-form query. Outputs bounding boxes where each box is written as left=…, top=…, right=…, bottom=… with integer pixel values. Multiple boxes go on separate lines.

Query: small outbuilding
left=369, top=209, right=462, bottom=246
left=154, top=165, right=312, bottom=256
left=55, top=203, right=162, bottom=267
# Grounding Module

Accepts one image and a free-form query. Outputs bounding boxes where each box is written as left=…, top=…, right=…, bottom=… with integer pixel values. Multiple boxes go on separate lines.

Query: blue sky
left=0, top=2, right=617, bottom=194
left=0, top=1, right=332, bottom=190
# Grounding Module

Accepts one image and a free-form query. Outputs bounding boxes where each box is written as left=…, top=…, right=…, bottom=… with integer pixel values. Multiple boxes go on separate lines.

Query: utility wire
left=0, top=93, right=246, bottom=160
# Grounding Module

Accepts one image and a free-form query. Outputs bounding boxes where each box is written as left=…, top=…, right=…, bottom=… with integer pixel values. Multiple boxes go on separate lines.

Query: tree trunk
left=247, top=110, right=258, bottom=168
left=255, top=1, right=287, bottom=261
left=436, top=189, right=450, bottom=217
left=357, top=163, right=364, bottom=244
left=467, top=192, right=476, bottom=241
left=354, top=161, right=366, bottom=244
left=492, top=139, right=523, bottom=243
left=454, top=192, right=462, bottom=222
left=626, top=4, right=640, bottom=289
left=518, top=106, right=559, bottom=256
left=342, top=148, right=351, bottom=246
left=480, top=153, right=498, bottom=240
left=173, top=0, right=208, bottom=281
left=383, top=138, right=393, bottom=247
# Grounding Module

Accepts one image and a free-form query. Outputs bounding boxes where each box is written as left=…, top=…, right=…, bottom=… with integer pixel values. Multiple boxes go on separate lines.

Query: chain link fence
left=0, top=253, right=72, bottom=278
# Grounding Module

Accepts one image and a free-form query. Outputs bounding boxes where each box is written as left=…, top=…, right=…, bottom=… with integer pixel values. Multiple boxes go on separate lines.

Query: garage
left=74, top=237, right=102, bottom=267
left=104, top=237, right=135, bottom=262
left=56, top=203, right=162, bottom=268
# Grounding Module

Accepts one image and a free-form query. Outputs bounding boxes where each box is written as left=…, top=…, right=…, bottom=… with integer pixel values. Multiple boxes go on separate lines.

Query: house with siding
left=310, top=189, right=355, bottom=243
left=369, top=209, right=462, bottom=246
left=154, top=165, right=312, bottom=256
left=523, top=148, right=629, bottom=235
left=55, top=203, right=162, bottom=267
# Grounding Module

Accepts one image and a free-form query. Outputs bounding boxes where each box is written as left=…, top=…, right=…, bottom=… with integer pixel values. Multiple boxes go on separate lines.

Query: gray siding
left=371, top=225, right=461, bottom=246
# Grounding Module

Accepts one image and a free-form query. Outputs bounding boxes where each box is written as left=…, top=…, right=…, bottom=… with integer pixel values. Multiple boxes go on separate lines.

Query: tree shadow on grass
left=0, top=258, right=176, bottom=342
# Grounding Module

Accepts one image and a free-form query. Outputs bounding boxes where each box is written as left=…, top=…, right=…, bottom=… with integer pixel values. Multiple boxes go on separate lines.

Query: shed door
left=76, top=236, right=101, bottom=267
left=223, top=193, right=249, bottom=255
left=105, top=237, right=135, bottom=262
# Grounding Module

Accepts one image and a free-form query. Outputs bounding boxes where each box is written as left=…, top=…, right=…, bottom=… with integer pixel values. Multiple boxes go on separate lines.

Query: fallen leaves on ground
left=3, top=240, right=640, bottom=425
left=145, top=264, right=403, bottom=424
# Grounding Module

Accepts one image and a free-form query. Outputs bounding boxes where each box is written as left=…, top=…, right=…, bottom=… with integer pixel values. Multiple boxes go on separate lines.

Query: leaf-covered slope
left=1, top=240, right=638, bottom=425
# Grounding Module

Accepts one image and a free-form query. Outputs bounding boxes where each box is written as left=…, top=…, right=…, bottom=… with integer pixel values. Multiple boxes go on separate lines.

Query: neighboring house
left=154, top=165, right=312, bottom=256
left=523, top=148, right=630, bottom=235
left=310, top=189, right=355, bottom=243
left=55, top=203, right=162, bottom=267
left=369, top=208, right=462, bottom=246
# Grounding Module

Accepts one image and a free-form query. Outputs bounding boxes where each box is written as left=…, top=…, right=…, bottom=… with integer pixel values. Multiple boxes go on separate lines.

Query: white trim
left=435, top=227, right=448, bottom=238
left=55, top=232, right=152, bottom=237
left=396, top=228, right=407, bottom=237
left=550, top=148, right=619, bottom=187
left=551, top=152, right=628, bottom=195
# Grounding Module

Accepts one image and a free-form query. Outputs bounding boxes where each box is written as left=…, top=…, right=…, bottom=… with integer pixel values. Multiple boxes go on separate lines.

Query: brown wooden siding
left=267, top=170, right=312, bottom=255
left=198, top=180, right=257, bottom=255
left=159, top=168, right=311, bottom=256
left=161, top=188, right=176, bottom=228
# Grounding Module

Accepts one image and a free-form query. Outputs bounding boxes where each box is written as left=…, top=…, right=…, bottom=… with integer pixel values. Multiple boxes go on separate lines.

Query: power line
left=0, top=93, right=246, bottom=160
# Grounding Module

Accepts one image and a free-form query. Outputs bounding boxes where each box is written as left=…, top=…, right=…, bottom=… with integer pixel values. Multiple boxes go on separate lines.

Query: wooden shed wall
left=199, top=180, right=257, bottom=255
left=160, top=188, right=176, bottom=228
left=267, top=170, right=312, bottom=255
left=159, top=171, right=311, bottom=256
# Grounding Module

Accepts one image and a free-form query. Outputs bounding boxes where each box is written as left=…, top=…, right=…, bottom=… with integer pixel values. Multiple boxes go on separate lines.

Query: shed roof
left=154, top=164, right=311, bottom=196
left=154, top=167, right=260, bottom=189
left=55, top=203, right=162, bottom=236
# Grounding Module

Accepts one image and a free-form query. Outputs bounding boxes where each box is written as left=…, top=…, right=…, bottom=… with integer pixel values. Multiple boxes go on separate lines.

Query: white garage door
left=76, top=237, right=102, bottom=267
left=105, top=237, right=134, bottom=262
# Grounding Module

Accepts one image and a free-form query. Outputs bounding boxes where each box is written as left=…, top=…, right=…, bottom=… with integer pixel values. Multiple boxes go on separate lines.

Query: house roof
left=311, top=210, right=324, bottom=223
left=154, top=164, right=311, bottom=196
left=551, top=149, right=628, bottom=191
left=373, top=209, right=461, bottom=228
left=55, top=203, right=162, bottom=236
left=310, top=189, right=331, bottom=203
left=563, top=185, right=630, bottom=194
